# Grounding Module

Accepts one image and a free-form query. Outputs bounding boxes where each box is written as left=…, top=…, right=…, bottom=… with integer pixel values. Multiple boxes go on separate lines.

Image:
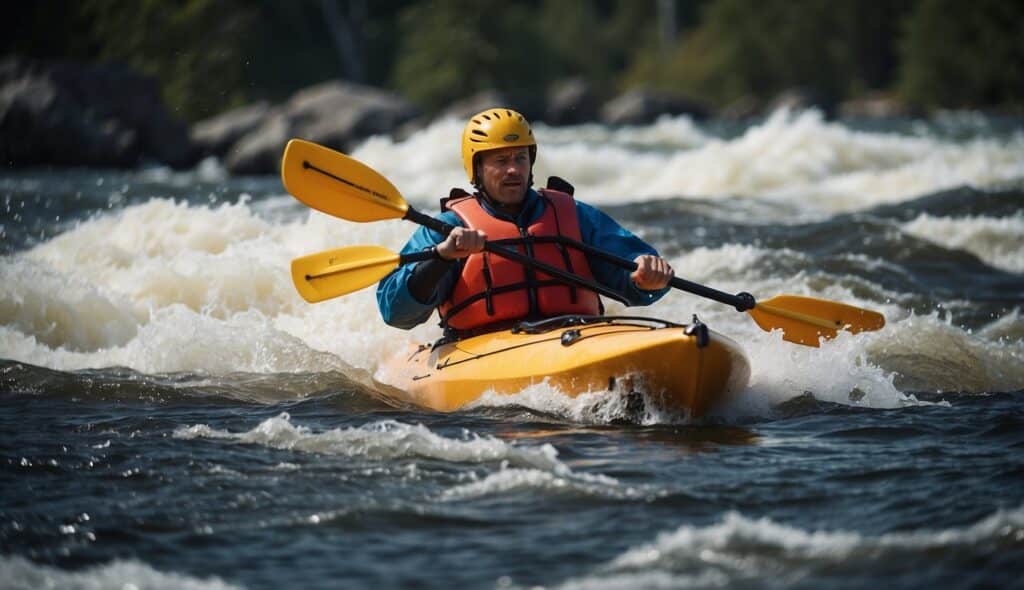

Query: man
left=377, top=108, right=673, bottom=335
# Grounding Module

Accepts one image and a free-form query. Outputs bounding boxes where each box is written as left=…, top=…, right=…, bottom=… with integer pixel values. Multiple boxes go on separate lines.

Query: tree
left=899, top=0, right=1024, bottom=110
left=80, top=0, right=257, bottom=121
left=390, top=0, right=554, bottom=111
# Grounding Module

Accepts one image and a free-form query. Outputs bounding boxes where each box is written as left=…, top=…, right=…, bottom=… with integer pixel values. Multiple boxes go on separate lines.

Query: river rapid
left=2, top=109, right=1023, bottom=588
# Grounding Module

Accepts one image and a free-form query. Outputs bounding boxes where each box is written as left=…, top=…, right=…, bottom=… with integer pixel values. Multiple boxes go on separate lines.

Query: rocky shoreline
left=2, top=56, right=913, bottom=175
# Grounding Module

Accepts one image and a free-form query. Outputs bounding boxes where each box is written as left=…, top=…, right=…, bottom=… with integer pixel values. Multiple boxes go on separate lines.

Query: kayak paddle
left=283, top=139, right=631, bottom=305
left=292, top=245, right=436, bottom=303
left=282, top=139, right=885, bottom=346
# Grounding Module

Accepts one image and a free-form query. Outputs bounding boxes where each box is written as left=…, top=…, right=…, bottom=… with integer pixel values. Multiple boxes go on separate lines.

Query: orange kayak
left=385, top=315, right=750, bottom=418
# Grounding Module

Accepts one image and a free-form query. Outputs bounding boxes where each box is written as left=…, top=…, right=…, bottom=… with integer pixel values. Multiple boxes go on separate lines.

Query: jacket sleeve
left=376, top=212, right=465, bottom=329
left=575, top=201, right=671, bottom=306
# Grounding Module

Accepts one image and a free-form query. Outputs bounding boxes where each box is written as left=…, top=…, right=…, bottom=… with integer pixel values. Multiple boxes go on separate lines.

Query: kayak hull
left=386, top=316, right=750, bottom=418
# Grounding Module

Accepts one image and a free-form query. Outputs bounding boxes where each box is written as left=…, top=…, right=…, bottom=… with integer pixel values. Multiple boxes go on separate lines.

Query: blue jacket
left=376, top=188, right=670, bottom=329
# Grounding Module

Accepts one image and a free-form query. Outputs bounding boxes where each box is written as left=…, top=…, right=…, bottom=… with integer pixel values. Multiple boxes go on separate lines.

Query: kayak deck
left=387, top=315, right=750, bottom=418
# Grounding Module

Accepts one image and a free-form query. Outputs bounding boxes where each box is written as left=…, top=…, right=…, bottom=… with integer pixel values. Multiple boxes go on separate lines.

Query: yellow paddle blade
left=280, top=139, right=409, bottom=222
left=748, top=295, right=886, bottom=347
left=291, top=245, right=401, bottom=303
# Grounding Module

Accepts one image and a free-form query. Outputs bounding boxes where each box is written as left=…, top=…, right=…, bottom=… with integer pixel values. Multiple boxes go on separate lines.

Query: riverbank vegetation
left=4, top=0, right=1021, bottom=122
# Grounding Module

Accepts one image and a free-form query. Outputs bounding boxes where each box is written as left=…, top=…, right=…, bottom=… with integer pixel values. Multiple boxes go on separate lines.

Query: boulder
left=544, top=78, right=599, bottom=126
left=598, top=88, right=712, bottom=125
left=0, top=56, right=195, bottom=168
left=839, top=92, right=912, bottom=119
left=438, top=89, right=511, bottom=121
left=224, top=80, right=418, bottom=175
left=191, top=101, right=273, bottom=158
left=718, top=95, right=764, bottom=120
left=395, top=89, right=548, bottom=141
left=286, top=81, right=418, bottom=146
left=438, top=89, right=544, bottom=123
left=224, top=112, right=291, bottom=175
left=766, top=87, right=837, bottom=118
left=600, top=88, right=710, bottom=125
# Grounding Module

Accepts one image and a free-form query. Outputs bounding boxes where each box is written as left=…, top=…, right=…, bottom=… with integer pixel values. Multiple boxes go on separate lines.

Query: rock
left=191, top=101, right=272, bottom=158
left=718, top=95, right=764, bottom=120
left=391, top=114, right=433, bottom=142
left=394, top=89, right=525, bottom=142
left=224, top=80, right=418, bottom=175
left=286, top=81, right=418, bottom=146
left=545, top=78, right=598, bottom=126
left=0, top=56, right=195, bottom=168
left=766, top=87, right=837, bottom=117
left=839, top=92, right=911, bottom=119
left=224, top=112, right=291, bottom=175
left=436, top=89, right=544, bottom=123
left=600, top=88, right=710, bottom=125
left=439, top=89, right=512, bottom=121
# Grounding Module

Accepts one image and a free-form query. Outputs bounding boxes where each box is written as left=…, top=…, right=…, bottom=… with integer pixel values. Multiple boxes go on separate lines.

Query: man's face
left=478, top=146, right=531, bottom=207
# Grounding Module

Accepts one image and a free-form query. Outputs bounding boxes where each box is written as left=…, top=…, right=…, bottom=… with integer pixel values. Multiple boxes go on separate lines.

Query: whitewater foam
left=654, top=243, right=1024, bottom=400
left=466, top=380, right=691, bottom=425
left=174, top=413, right=567, bottom=472
left=3, top=112, right=1021, bottom=414
left=980, top=308, right=1024, bottom=343
left=3, top=192, right=1015, bottom=412
left=0, top=257, right=142, bottom=352
left=0, top=196, right=423, bottom=374
left=357, top=110, right=1024, bottom=215
left=0, top=555, right=242, bottom=590
left=550, top=505, right=1024, bottom=589
left=873, top=310, right=1024, bottom=393
left=902, top=212, right=1024, bottom=273
left=439, top=466, right=646, bottom=502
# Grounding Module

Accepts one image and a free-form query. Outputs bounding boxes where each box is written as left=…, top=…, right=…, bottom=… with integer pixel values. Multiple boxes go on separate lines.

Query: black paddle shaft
left=544, top=235, right=757, bottom=312
left=403, top=207, right=755, bottom=311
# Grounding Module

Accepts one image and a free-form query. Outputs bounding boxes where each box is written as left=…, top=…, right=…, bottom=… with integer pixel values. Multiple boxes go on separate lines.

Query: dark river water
left=2, top=111, right=1023, bottom=588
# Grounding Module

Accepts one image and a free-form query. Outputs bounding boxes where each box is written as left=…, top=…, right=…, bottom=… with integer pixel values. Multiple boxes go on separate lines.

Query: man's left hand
left=631, top=255, right=674, bottom=291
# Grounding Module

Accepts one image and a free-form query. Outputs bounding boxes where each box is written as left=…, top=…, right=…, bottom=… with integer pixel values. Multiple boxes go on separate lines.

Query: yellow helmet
left=461, top=108, right=537, bottom=184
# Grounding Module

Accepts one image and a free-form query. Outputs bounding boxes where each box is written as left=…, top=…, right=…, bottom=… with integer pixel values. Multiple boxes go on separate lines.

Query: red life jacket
left=438, top=189, right=601, bottom=332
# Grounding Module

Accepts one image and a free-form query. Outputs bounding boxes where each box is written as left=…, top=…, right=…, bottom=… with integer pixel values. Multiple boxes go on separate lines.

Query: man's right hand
left=436, top=227, right=487, bottom=260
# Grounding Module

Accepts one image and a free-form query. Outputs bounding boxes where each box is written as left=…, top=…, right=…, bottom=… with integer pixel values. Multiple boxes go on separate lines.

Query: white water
left=902, top=211, right=1024, bottom=273
left=0, top=554, right=242, bottom=590
left=550, top=505, right=1024, bottom=590
left=174, top=413, right=648, bottom=501
left=356, top=109, right=1024, bottom=216
left=2, top=111, right=1023, bottom=419
left=174, top=413, right=565, bottom=471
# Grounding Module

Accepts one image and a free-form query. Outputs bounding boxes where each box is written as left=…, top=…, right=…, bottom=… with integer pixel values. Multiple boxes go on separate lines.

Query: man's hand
left=631, top=255, right=673, bottom=291
left=436, top=227, right=487, bottom=260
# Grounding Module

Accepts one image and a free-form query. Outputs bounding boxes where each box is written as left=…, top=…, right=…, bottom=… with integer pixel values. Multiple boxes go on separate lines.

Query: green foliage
left=534, top=0, right=667, bottom=98
left=239, top=2, right=347, bottom=103
left=3, top=0, right=1021, bottom=117
left=390, top=0, right=554, bottom=111
left=625, top=0, right=914, bottom=107
left=899, top=0, right=1024, bottom=110
left=536, top=0, right=609, bottom=87
left=81, top=0, right=257, bottom=121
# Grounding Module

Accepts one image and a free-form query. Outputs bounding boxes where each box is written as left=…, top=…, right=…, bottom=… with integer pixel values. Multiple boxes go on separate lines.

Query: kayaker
left=377, top=108, right=674, bottom=336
